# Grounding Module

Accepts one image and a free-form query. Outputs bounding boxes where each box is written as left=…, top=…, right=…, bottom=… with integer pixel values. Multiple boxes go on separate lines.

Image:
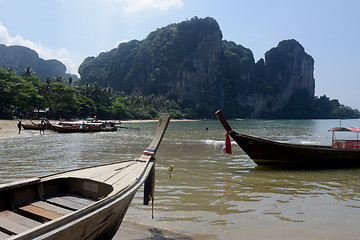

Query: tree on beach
left=1, top=66, right=359, bottom=120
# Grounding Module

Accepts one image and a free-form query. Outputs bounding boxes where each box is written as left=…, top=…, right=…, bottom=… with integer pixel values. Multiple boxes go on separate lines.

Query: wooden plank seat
left=18, top=200, right=74, bottom=221
left=31, top=201, right=73, bottom=216
left=0, top=210, right=41, bottom=235
left=0, top=230, right=10, bottom=240
left=0, top=197, right=91, bottom=239
left=45, top=194, right=97, bottom=211
left=18, top=205, right=63, bottom=221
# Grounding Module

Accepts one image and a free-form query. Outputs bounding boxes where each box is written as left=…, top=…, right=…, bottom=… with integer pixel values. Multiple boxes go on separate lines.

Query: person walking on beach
left=17, top=120, right=22, bottom=134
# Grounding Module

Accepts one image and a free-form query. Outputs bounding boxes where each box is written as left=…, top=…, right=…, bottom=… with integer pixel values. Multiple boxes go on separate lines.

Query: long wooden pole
left=215, top=110, right=232, bottom=132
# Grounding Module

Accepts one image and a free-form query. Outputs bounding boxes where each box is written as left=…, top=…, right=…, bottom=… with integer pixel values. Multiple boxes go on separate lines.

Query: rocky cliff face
left=0, top=44, right=76, bottom=81
left=79, top=17, right=316, bottom=117
left=164, top=21, right=223, bottom=105
left=240, top=40, right=315, bottom=117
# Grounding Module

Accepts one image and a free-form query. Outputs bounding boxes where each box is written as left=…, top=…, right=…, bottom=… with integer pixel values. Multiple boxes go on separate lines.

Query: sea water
left=1, top=118, right=360, bottom=239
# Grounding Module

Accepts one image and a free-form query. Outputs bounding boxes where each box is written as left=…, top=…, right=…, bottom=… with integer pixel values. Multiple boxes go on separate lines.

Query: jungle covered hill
left=78, top=17, right=359, bottom=119
left=1, top=16, right=359, bottom=119
left=0, top=67, right=359, bottom=120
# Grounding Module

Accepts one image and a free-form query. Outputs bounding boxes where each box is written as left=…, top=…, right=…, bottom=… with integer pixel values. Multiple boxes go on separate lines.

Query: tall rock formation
left=79, top=17, right=315, bottom=117
left=0, top=44, right=77, bottom=81
left=80, top=17, right=224, bottom=106
left=238, top=39, right=315, bottom=117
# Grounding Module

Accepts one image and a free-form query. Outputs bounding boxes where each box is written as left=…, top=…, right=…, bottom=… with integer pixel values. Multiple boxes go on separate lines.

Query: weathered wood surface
left=45, top=195, right=96, bottom=211
left=18, top=205, right=63, bottom=221
left=30, top=201, right=73, bottom=215
left=0, top=210, right=40, bottom=234
left=0, top=230, right=10, bottom=239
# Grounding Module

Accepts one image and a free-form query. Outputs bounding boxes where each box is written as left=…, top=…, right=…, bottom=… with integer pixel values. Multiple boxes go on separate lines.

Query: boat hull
left=49, top=124, right=117, bottom=133
left=2, top=159, right=154, bottom=240
left=231, top=132, right=360, bottom=167
left=22, top=124, right=46, bottom=130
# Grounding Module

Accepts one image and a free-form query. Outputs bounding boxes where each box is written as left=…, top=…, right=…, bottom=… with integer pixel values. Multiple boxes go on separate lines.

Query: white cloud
left=106, top=0, right=183, bottom=13
left=124, top=0, right=183, bottom=12
left=0, top=21, right=78, bottom=75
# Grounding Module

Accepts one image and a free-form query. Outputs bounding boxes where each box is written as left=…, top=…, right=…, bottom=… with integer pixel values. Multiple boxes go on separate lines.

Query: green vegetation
left=1, top=67, right=359, bottom=120
left=0, top=68, right=201, bottom=119
left=261, top=90, right=360, bottom=119
left=79, top=17, right=221, bottom=94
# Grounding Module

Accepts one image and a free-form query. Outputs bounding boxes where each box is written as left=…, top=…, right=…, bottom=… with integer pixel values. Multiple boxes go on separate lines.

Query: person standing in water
left=40, top=119, right=45, bottom=134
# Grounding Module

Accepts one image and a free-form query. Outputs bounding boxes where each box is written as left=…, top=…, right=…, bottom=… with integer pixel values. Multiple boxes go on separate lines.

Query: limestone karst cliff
left=0, top=44, right=76, bottom=81
left=78, top=17, right=315, bottom=117
left=239, top=39, right=315, bottom=117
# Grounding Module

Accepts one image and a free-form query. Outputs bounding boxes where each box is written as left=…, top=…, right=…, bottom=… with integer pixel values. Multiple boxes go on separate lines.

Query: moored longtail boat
left=0, top=114, right=170, bottom=239
left=21, top=120, right=48, bottom=131
left=45, top=120, right=117, bottom=133
left=216, top=110, right=360, bottom=168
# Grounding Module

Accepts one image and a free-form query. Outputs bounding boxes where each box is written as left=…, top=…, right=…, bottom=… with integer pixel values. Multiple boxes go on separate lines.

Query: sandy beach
left=0, top=119, right=33, bottom=138
left=0, top=118, right=199, bottom=138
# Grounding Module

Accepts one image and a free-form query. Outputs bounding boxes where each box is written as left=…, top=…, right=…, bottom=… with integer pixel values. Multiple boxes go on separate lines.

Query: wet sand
left=0, top=119, right=33, bottom=138
left=115, top=219, right=211, bottom=240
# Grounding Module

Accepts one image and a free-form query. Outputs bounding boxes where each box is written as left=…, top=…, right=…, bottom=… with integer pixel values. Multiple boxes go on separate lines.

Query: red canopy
left=329, top=127, right=360, bottom=132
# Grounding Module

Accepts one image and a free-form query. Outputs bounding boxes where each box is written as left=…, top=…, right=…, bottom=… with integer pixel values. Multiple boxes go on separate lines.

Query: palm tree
left=54, top=75, right=63, bottom=82
left=22, top=66, right=35, bottom=79
left=7, top=67, right=16, bottom=74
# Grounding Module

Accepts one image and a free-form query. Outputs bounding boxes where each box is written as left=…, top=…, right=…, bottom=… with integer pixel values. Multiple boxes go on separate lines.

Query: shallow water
left=1, top=119, right=360, bottom=239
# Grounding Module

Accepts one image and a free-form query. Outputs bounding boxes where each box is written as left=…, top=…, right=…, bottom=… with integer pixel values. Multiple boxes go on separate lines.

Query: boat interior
left=0, top=178, right=113, bottom=239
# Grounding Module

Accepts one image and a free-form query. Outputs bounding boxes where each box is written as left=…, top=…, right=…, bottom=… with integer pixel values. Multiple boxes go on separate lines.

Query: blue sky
left=0, top=0, right=359, bottom=109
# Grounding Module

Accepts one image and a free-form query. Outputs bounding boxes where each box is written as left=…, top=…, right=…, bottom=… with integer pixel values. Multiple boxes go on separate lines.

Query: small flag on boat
left=222, top=130, right=232, bottom=154
left=143, top=148, right=156, bottom=156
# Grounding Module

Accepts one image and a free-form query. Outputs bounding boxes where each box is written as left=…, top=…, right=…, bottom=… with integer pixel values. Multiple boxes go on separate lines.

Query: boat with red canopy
left=329, top=127, right=360, bottom=150
left=216, top=110, right=360, bottom=168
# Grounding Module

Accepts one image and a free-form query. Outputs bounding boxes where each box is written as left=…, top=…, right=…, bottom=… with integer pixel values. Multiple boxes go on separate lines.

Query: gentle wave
left=202, top=139, right=224, bottom=146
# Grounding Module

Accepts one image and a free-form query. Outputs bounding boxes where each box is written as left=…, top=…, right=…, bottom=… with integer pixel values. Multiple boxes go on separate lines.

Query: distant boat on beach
left=45, top=119, right=118, bottom=133
left=21, top=122, right=48, bottom=131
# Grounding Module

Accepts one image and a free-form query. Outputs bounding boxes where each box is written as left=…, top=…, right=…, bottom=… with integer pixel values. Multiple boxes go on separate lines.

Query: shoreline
left=0, top=119, right=33, bottom=138
left=0, top=118, right=199, bottom=138
left=115, top=219, right=213, bottom=240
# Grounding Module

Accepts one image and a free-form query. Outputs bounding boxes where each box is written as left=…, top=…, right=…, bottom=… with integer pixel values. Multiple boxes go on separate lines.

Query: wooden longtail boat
left=21, top=120, right=48, bottom=131
left=45, top=120, right=117, bottom=133
left=21, top=124, right=43, bottom=130
left=216, top=110, right=360, bottom=168
left=0, top=114, right=170, bottom=239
